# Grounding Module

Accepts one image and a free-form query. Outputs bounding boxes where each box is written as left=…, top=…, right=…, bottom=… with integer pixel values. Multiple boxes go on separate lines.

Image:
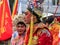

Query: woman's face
left=25, top=16, right=31, bottom=24
left=25, top=12, right=31, bottom=24
left=25, top=11, right=38, bottom=24
left=16, top=24, right=26, bottom=35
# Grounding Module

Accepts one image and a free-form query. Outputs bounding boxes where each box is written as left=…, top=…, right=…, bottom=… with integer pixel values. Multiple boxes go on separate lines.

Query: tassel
left=28, top=15, right=33, bottom=45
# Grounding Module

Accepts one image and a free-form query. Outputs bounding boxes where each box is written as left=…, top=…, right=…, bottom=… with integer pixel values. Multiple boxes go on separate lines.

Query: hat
left=42, top=13, right=53, bottom=18
left=27, top=7, right=42, bottom=17
left=13, top=14, right=26, bottom=26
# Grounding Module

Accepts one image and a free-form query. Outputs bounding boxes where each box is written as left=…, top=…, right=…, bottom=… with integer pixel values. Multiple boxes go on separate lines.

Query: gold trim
left=0, top=1, right=5, bottom=37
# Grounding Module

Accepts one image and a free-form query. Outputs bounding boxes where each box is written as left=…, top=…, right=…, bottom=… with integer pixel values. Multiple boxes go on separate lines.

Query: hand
left=14, top=36, right=19, bottom=43
left=38, top=23, right=46, bottom=28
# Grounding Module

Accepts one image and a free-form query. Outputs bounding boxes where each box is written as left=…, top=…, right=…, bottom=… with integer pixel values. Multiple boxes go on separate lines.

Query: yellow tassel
left=28, top=15, right=33, bottom=45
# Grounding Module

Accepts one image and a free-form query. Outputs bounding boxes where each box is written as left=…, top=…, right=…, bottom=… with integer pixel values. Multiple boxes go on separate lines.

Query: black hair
left=27, top=8, right=41, bottom=24
left=16, top=22, right=26, bottom=27
left=42, top=16, right=54, bottom=25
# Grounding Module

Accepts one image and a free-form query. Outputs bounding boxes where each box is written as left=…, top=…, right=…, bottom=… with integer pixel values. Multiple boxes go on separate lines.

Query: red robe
left=37, top=33, right=53, bottom=45
left=25, top=28, right=53, bottom=45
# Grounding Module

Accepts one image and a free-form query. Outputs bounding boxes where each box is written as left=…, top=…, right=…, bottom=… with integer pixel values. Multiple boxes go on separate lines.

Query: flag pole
left=18, top=2, right=22, bottom=15
left=12, top=0, right=18, bottom=18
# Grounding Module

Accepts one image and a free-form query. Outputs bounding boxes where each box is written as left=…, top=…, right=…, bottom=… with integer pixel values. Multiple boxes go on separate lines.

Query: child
left=11, top=21, right=26, bottom=45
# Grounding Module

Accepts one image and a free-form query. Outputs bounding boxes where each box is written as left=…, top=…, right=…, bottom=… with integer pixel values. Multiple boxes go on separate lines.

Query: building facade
left=43, top=0, right=60, bottom=16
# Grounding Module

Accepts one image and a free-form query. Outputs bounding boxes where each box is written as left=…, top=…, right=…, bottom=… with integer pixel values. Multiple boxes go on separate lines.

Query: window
left=52, top=0, right=60, bottom=5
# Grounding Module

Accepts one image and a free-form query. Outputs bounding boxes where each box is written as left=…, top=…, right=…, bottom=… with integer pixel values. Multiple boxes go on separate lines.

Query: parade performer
left=50, top=18, right=60, bottom=45
left=25, top=23, right=53, bottom=45
left=11, top=15, right=26, bottom=45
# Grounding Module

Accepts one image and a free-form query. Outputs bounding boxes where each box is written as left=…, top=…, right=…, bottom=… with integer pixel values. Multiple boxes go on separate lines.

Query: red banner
left=0, top=0, right=12, bottom=41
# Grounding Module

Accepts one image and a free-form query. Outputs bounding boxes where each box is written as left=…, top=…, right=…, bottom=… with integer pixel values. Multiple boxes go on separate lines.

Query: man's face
left=54, top=18, right=58, bottom=23
left=16, top=24, right=26, bottom=35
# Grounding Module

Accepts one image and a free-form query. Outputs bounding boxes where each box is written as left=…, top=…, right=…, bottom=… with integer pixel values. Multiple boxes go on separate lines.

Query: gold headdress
left=12, top=14, right=25, bottom=31
left=13, top=14, right=25, bottom=26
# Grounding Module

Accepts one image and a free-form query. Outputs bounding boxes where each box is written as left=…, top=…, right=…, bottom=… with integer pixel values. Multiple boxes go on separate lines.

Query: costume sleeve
left=38, top=30, right=53, bottom=45
left=38, top=34, right=47, bottom=45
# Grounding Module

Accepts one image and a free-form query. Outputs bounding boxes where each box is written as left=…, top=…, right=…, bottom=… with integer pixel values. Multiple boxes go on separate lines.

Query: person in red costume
left=49, top=18, right=60, bottom=45
left=33, top=27, right=53, bottom=45
left=25, top=23, right=53, bottom=45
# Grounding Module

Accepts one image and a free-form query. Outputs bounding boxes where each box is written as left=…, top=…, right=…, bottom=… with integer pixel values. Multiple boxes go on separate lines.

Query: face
left=16, top=24, right=26, bottom=35
left=54, top=18, right=58, bottom=23
left=39, top=23, right=46, bottom=28
left=25, top=11, right=31, bottom=24
left=25, top=15, right=37, bottom=24
left=25, top=11, right=37, bottom=24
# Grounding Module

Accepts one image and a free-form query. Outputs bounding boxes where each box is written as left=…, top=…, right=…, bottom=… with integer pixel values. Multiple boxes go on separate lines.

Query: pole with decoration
left=12, top=0, right=18, bottom=18
left=28, top=1, right=34, bottom=45
left=28, top=15, right=33, bottom=45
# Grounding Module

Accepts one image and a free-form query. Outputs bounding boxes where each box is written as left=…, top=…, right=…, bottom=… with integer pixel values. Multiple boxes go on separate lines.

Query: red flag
left=0, top=0, right=12, bottom=41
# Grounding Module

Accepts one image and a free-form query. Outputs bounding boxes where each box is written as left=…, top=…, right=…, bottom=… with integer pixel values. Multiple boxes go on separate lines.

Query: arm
left=11, top=31, right=19, bottom=45
left=38, top=33, right=53, bottom=45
